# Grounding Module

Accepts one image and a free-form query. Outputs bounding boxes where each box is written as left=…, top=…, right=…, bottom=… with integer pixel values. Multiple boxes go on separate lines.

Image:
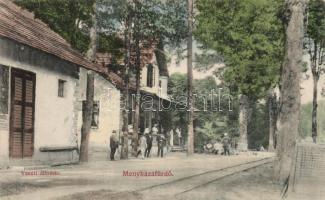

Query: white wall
left=77, top=69, right=121, bottom=151
left=159, top=76, right=168, bottom=99
left=0, top=55, right=78, bottom=161
left=141, top=64, right=161, bottom=94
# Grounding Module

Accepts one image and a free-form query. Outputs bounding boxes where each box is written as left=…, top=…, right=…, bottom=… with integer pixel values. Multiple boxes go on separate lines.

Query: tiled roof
left=0, top=0, right=104, bottom=73
left=96, top=42, right=156, bottom=68
left=0, top=0, right=127, bottom=87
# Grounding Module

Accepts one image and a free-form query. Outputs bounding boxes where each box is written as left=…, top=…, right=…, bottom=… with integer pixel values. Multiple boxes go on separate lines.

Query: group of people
left=109, top=124, right=167, bottom=161
left=204, top=133, right=231, bottom=156
left=137, top=125, right=166, bottom=159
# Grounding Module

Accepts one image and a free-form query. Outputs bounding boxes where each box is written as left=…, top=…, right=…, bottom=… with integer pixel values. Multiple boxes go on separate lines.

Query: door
left=9, top=68, right=36, bottom=158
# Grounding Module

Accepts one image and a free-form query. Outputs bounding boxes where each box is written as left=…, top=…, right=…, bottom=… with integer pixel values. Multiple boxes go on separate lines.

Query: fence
left=289, top=143, right=325, bottom=198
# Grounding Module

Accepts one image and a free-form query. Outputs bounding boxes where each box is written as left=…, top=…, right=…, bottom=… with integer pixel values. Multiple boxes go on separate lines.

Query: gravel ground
left=0, top=152, right=276, bottom=200
left=56, top=163, right=282, bottom=200
left=58, top=191, right=142, bottom=200
left=178, top=163, right=282, bottom=200
left=0, top=179, right=102, bottom=197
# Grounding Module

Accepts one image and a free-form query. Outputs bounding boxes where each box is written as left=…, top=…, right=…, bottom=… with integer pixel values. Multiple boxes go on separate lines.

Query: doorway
left=9, top=68, right=36, bottom=158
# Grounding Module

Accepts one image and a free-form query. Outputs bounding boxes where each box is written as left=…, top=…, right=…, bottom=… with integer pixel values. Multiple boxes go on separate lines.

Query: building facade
left=0, top=0, right=117, bottom=164
left=76, top=68, right=122, bottom=161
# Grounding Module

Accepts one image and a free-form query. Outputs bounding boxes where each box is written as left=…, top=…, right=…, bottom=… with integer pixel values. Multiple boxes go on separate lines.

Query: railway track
left=137, top=157, right=274, bottom=198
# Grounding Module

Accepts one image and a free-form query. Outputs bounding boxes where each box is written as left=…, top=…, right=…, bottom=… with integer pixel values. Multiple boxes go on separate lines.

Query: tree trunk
left=268, top=92, right=277, bottom=152
left=312, top=72, right=318, bottom=143
left=132, top=36, right=141, bottom=156
left=132, top=2, right=141, bottom=155
left=311, top=41, right=319, bottom=144
left=79, top=2, right=97, bottom=162
left=120, top=11, right=132, bottom=160
left=79, top=72, right=94, bottom=162
left=154, top=38, right=168, bottom=77
left=187, top=0, right=194, bottom=156
left=274, top=0, right=307, bottom=184
left=238, top=94, right=251, bottom=151
left=121, top=85, right=129, bottom=159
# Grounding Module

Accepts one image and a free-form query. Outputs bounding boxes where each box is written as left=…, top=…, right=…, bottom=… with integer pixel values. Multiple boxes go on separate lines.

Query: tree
left=268, top=91, right=277, bottom=151
left=187, top=0, right=194, bottom=155
left=120, top=1, right=133, bottom=160
left=16, top=0, right=95, bottom=53
left=80, top=2, right=97, bottom=162
left=132, top=0, right=142, bottom=155
left=97, top=0, right=137, bottom=156
left=305, top=0, right=325, bottom=143
left=153, top=0, right=188, bottom=77
left=168, top=74, right=236, bottom=151
left=195, top=0, right=284, bottom=151
left=274, top=0, right=308, bottom=184
left=98, top=0, right=188, bottom=155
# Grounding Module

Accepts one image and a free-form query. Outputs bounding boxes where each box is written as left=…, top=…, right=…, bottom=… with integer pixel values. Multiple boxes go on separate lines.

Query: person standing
left=166, top=130, right=171, bottom=152
left=170, top=129, right=174, bottom=147
left=176, top=127, right=182, bottom=146
left=109, top=130, right=119, bottom=160
left=157, top=134, right=166, bottom=157
left=152, top=124, right=158, bottom=136
left=145, top=128, right=153, bottom=157
left=222, top=133, right=230, bottom=156
left=139, top=132, right=147, bottom=159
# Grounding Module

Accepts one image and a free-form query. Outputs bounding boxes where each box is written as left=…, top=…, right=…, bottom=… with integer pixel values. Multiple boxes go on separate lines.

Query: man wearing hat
left=157, top=133, right=166, bottom=157
left=109, top=130, right=119, bottom=160
left=145, top=128, right=153, bottom=157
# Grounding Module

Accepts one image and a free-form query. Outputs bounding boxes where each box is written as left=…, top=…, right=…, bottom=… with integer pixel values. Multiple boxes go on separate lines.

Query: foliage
left=167, top=73, right=273, bottom=149
left=248, top=100, right=269, bottom=149
left=307, top=0, right=325, bottom=45
left=300, top=100, right=325, bottom=143
left=305, top=0, right=325, bottom=68
left=16, top=0, right=125, bottom=56
left=195, top=0, right=285, bottom=99
left=98, top=0, right=187, bottom=47
left=16, top=0, right=94, bottom=53
left=166, top=73, right=188, bottom=135
left=305, top=0, right=325, bottom=76
left=194, top=49, right=224, bottom=71
left=167, top=73, right=239, bottom=147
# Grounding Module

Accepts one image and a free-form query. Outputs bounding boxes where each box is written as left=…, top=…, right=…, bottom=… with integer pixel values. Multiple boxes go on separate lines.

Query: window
left=147, top=64, right=154, bottom=87
left=58, top=79, right=66, bottom=97
left=82, top=100, right=100, bottom=129
left=91, top=101, right=100, bottom=129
